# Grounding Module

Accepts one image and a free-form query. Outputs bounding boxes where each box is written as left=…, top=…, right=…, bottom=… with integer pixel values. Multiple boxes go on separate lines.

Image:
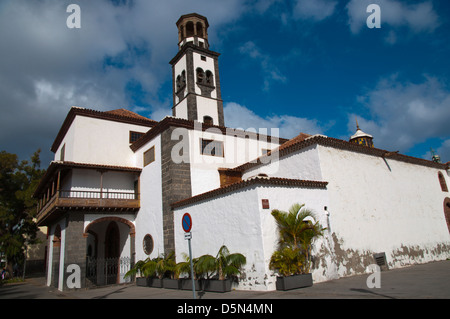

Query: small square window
left=144, top=146, right=155, bottom=167
left=201, top=55, right=206, bottom=61
left=130, top=131, right=145, bottom=143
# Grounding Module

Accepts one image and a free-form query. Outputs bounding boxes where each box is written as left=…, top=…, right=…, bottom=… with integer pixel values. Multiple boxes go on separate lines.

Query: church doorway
left=84, top=217, right=135, bottom=287
left=105, top=221, right=120, bottom=284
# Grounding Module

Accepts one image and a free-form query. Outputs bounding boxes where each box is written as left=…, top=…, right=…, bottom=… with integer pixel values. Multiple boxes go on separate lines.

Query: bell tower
left=170, top=13, right=225, bottom=127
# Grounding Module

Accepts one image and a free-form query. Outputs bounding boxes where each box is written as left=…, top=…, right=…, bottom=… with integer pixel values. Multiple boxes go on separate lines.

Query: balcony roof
left=34, top=161, right=141, bottom=197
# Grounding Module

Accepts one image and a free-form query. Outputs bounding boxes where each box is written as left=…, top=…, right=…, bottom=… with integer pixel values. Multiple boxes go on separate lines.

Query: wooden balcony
left=37, top=190, right=140, bottom=226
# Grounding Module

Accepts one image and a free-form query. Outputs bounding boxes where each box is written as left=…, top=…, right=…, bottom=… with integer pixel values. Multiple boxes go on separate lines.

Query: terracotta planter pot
left=275, top=273, right=313, bottom=291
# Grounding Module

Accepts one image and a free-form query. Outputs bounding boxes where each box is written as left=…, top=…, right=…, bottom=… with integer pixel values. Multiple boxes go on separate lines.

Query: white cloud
left=293, top=0, right=337, bottom=21
left=0, top=0, right=251, bottom=164
left=349, top=75, right=450, bottom=155
left=224, top=102, right=323, bottom=139
left=346, top=0, right=440, bottom=36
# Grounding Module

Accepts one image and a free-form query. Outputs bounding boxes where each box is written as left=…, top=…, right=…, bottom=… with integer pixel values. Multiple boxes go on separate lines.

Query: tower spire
left=170, top=13, right=225, bottom=126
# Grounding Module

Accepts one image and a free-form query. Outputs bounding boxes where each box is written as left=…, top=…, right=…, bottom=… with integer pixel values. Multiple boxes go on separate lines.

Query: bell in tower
left=170, top=13, right=225, bottom=127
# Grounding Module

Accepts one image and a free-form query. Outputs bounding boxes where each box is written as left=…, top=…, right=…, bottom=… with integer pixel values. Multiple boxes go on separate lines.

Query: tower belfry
left=170, top=13, right=225, bottom=126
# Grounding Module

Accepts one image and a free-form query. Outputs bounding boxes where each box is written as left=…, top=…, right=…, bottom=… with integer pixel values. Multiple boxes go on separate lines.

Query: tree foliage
left=0, top=149, right=45, bottom=273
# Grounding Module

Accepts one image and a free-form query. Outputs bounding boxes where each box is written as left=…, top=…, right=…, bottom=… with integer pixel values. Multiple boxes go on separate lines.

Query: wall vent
left=373, top=252, right=389, bottom=271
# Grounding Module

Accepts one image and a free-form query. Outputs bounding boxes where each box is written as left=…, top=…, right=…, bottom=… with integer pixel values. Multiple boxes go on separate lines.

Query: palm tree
left=271, top=203, right=326, bottom=274
left=196, top=245, right=246, bottom=280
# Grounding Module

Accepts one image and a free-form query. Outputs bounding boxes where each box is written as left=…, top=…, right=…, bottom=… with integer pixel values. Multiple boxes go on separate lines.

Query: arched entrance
left=84, top=217, right=135, bottom=286
left=105, top=221, right=120, bottom=284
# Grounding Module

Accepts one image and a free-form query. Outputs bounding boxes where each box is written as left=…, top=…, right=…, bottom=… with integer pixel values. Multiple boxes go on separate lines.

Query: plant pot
left=163, top=278, right=181, bottom=289
left=180, top=278, right=202, bottom=291
left=203, top=279, right=232, bottom=293
left=136, top=277, right=149, bottom=287
left=148, top=278, right=163, bottom=288
left=275, top=273, right=313, bottom=291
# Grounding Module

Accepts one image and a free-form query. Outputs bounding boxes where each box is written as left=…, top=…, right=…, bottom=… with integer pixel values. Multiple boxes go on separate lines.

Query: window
left=144, top=146, right=155, bottom=166
left=201, top=55, right=206, bottom=61
left=60, top=144, right=65, bottom=162
left=203, top=116, right=213, bottom=125
left=130, top=131, right=145, bottom=143
left=439, top=172, right=448, bottom=192
left=200, top=139, right=224, bottom=157
left=143, top=234, right=154, bottom=255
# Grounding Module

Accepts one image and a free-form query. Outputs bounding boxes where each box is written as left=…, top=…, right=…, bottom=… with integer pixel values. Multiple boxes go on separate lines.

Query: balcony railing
left=36, top=189, right=140, bottom=226
left=59, top=190, right=138, bottom=200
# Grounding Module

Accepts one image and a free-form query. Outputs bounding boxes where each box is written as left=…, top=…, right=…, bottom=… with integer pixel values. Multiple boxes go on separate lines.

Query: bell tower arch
left=170, top=13, right=225, bottom=127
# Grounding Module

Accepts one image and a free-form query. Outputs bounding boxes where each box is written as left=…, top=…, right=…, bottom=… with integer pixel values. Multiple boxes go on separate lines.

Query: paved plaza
left=1, top=260, right=449, bottom=300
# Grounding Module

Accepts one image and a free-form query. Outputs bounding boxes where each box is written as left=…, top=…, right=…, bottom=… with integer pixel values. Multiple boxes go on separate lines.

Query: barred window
left=130, top=131, right=145, bottom=143
left=200, top=138, right=223, bottom=157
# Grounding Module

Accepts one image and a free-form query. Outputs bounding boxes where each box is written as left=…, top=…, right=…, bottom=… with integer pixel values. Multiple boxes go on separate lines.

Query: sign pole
left=188, top=235, right=196, bottom=299
left=182, top=213, right=195, bottom=299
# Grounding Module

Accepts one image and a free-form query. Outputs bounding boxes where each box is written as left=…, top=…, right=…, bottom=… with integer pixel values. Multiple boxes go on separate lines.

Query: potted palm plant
left=196, top=245, right=246, bottom=293
left=269, top=203, right=326, bottom=290
left=160, top=251, right=181, bottom=289
left=175, top=253, right=202, bottom=291
left=124, top=257, right=161, bottom=287
left=124, top=258, right=150, bottom=286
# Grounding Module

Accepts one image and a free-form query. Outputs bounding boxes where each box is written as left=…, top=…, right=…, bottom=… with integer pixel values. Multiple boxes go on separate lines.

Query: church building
left=34, top=13, right=450, bottom=291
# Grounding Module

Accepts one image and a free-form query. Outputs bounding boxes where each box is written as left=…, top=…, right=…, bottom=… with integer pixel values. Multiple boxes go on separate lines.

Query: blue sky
left=0, top=0, right=449, bottom=166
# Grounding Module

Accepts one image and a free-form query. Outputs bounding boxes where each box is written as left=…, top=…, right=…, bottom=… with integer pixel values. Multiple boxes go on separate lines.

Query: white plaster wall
left=188, top=127, right=282, bottom=196
left=133, top=135, right=165, bottom=261
left=318, top=144, right=450, bottom=276
left=242, top=144, right=323, bottom=181
left=61, top=169, right=136, bottom=197
left=54, top=119, right=76, bottom=163
left=196, top=96, right=219, bottom=124
left=56, top=115, right=149, bottom=167
left=173, top=99, right=188, bottom=120
left=173, top=184, right=329, bottom=291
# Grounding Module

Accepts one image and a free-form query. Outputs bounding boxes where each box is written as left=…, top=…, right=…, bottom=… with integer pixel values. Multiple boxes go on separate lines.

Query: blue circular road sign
left=182, top=213, right=192, bottom=233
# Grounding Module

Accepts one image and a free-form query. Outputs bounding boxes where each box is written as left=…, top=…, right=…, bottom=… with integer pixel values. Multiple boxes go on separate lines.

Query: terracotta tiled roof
left=104, top=108, right=152, bottom=121
left=171, top=176, right=328, bottom=209
left=51, top=107, right=157, bottom=152
left=230, top=134, right=448, bottom=173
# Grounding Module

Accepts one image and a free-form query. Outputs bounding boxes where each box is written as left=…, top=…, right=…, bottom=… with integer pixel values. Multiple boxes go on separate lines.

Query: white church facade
left=34, top=13, right=450, bottom=291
